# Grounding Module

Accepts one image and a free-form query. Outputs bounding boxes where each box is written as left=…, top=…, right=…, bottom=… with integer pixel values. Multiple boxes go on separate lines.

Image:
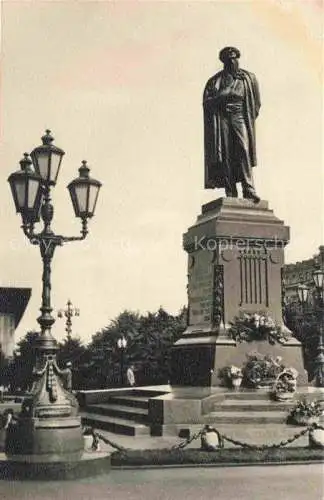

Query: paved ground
left=0, top=464, right=322, bottom=500
left=0, top=424, right=322, bottom=499
left=0, top=392, right=322, bottom=499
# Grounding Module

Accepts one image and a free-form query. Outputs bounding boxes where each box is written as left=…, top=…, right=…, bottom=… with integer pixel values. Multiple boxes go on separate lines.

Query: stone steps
left=85, top=403, right=148, bottom=423
left=204, top=391, right=296, bottom=425
left=106, top=395, right=149, bottom=409
left=80, top=388, right=166, bottom=436
left=80, top=411, right=151, bottom=436
left=219, top=399, right=294, bottom=412
left=130, top=389, right=167, bottom=398
left=222, top=390, right=298, bottom=401
left=204, top=410, right=287, bottom=424
left=80, top=387, right=311, bottom=437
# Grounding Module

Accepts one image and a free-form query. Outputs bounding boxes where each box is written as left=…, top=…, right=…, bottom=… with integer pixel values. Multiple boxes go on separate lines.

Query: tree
left=284, top=297, right=320, bottom=382
left=8, top=307, right=187, bottom=391
left=9, top=330, right=39, bottom=392
left=85, top=307, right=187, bottom=388
left=0, top=349, right=10, bottom=387
left=135, top=307, right=187, bottom=385
left=86, top=310, right=143, bottom=388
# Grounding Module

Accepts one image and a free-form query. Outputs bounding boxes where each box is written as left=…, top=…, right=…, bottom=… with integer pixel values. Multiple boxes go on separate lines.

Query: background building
left=0, top=287, right=31, bottom=359
left=283, top=246, right=324, bottom=302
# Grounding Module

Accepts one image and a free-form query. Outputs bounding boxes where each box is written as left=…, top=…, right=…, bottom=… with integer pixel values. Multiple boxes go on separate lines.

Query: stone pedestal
left=171, top=198, right=307, bottom=386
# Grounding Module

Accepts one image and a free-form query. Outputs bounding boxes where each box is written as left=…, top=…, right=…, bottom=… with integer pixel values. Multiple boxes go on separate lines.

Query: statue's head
left=219, top=46, right=240, bottom=73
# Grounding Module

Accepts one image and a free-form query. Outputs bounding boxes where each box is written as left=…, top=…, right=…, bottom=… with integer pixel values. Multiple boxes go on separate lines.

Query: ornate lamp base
left=6, top=335, right=84, bottom=461
left=1, top=338, right=111, bottom=480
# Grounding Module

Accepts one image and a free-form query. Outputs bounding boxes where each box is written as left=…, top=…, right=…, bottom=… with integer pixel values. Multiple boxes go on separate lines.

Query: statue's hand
left=218, top=86, right=231, bottom=97
left=203, top=95, right=220, bottom=108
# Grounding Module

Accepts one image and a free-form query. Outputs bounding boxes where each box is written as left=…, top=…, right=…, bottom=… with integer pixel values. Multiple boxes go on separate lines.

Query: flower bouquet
left=287, top=399, right=323, bottom=426
left=218, top=365, right=243, bottom=389
left=271, top=368, right=298, bottom=401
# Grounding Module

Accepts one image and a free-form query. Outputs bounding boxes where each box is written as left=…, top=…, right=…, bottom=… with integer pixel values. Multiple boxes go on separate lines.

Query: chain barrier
left=94, top=431, right=128, bottom=455
left=171, top=429, right=205, bottom=450
left=219, top=426, right=310, bottom=450
left=91, top=422, right=324, bottom=455
left=172, top=422, right=324, bottom=451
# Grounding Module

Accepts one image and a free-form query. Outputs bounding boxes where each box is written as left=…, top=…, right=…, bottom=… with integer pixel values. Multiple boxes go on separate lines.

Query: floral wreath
left=229, top=312, right=290, bottom=345
left=241, top=352, right=285, bottom=388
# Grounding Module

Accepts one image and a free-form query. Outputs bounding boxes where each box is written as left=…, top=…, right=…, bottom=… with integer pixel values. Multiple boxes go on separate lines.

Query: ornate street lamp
left=297, top=284, right=309, bottom=306
left=8, top=153, right=43, bottom=225
left=30, top=129, right=65, bottom=185
left=313, top=270, right=324, bottom=290
left=117, top=336, right=127, bottom=386
left=68, top=161, right=101, bottom=219
left=0, top=342, right=3, bottom=394
left=312, top=269, right=324, bottom=387
left=6, top=130, right=102, bottom=460
left=58, top=299, right=80, bottom=340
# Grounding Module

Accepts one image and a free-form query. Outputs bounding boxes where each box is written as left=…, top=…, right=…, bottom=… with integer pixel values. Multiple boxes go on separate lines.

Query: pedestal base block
left=171, top=339, right=307, bottom=386
left=171, top=198, right=307, bottom=386
left=0, top=451, right=111, bottom=480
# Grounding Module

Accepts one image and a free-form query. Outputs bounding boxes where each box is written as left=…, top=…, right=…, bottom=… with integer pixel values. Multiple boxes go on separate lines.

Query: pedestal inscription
left=188, top=251, right=214, bottom=326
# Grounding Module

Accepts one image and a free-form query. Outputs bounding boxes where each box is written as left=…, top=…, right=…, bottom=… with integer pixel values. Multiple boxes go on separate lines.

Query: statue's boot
left=225, top=185, right=238, bottom=197
left=243, top=189, right=260, bottom=203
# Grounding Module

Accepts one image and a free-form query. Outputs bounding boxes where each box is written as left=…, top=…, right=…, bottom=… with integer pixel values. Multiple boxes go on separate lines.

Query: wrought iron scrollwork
left=213, top=264, right=224, bottom=330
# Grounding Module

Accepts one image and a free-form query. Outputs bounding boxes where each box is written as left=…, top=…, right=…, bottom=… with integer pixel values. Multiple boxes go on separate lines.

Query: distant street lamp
left=7, top=130, right=102, bottom=459
left=313, top=270, right=324, bottom=291
left=117, top=336, right=127, bottom=386
left=297, top=284, right=309, bottom=307
left=58, top=299, right=80, bottom=340
left=12, top=347, right=22, bottom=393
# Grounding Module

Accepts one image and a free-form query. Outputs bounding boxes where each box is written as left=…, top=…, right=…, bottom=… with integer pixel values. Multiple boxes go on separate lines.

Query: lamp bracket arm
left=59, top=233, right=87, bottom=244
left=59, top=219, right=89, bottom=243
left=55, top=217, right=89, bottom=243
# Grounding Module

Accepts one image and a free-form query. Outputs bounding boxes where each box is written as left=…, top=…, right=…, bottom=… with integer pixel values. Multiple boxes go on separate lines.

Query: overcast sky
left=0, top=0, right=323, bottom=344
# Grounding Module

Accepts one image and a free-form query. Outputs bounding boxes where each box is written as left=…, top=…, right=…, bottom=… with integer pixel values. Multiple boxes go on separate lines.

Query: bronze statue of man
left=203, top=47, right=261, bottom=202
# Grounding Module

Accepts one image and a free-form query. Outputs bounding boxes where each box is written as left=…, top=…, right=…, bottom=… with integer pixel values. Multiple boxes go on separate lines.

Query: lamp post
left=13, top=347, right=21, bottom=393
left=7, top=130, right=101, bottom=459
left=312, top=269, right=324, bottom=387
left=297, top=283, right=313, bottom=382
left=0, top=342, right=3, bottom=403
left=58, top=299, right=80, bottom=340
left=117, top=336, right=127, bottom=386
